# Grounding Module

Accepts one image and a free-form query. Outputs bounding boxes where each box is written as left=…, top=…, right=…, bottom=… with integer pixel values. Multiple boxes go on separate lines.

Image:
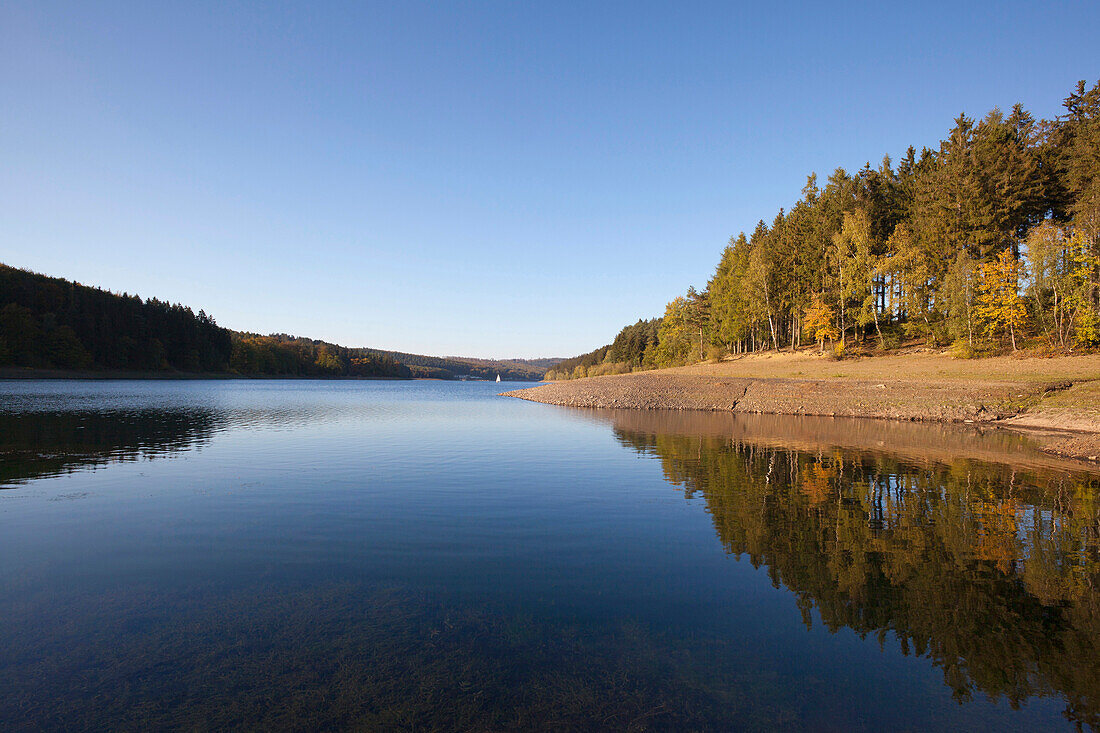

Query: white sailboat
left=495, top=374, right=501, bottom=382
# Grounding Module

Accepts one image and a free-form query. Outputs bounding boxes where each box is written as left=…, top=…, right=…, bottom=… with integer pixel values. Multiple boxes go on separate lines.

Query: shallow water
left=1, top=380, right=1098, bottom=731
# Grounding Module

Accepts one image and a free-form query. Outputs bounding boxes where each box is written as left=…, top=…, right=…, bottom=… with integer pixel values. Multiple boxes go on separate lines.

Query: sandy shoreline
left=503, top=352, right=1100, bottom=463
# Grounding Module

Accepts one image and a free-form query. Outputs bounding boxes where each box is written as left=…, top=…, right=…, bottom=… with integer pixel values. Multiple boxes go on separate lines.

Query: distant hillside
left=0, top=264, right=555, bottom=380
left=363, top=349, right=557, bottom=381
left=229, top=333, right=410, bottom=378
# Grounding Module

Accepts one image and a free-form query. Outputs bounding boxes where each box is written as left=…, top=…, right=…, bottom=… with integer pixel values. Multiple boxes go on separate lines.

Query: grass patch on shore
left=671, top=350, right=1100, bottom=385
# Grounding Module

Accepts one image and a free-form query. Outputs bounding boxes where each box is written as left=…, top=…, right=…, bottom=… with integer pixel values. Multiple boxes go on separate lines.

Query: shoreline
left=0, top=368, right=412, bottom=381
left=0, top=367, right=538, bottom=382
left=503, top=352, right=1100, bottom=463
left=565, top=408, right=1100, bottom=475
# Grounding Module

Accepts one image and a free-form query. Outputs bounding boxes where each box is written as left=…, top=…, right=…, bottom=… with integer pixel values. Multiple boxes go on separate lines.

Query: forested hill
left=1, top=264, right=234, bottom=373
left=0, top=264, right=410, bottom=377
left=362, top=349, right=557, bottom=381
left=550, top=78, right=1100, bottom=378
left=0, top=265, right=555, bottom=379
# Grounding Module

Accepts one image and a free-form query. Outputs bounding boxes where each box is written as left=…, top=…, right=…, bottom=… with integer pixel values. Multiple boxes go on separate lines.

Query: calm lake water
left=1, top=380, right=1098, bottom=731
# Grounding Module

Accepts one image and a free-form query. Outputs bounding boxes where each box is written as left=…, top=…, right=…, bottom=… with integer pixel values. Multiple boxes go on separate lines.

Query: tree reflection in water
left=4, top=398, right=1099, bottom=729
left=605, top=411, right=1100, bottom=729
left=0, top=409, right=222, bottom=487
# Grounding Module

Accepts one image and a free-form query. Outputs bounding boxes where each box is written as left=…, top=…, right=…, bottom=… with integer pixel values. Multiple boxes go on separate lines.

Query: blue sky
left=3, top=1, right=1098, bottom=358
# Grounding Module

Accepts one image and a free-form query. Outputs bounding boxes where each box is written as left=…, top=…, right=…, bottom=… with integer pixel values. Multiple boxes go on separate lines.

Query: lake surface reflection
left=1, top=380, right=1098, bottom=731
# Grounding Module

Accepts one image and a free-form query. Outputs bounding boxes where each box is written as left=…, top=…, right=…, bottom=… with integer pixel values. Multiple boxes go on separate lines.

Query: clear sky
left=3, top=1, right=1098, bottom=358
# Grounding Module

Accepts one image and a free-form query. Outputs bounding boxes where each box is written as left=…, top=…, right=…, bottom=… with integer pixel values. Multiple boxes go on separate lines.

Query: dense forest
left=549, top=79, right=1100, bottom=379
left=0, top=265, right=551, bottom=379
left=0, top=264, right=233, bottom=372
left=0, top=265, right=410, bottom=377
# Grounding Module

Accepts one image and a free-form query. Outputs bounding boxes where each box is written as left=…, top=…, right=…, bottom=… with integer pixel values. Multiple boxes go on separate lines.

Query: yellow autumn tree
left=802, top=294, right=840, bottom=352
left=1025, top=224, right=1100, bottom=349
left=976, top=249, right=1028, bottom=350
left=652, top=296, right=696, bottom=366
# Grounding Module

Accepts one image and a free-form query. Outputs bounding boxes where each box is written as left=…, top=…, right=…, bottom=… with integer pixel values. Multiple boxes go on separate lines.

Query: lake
left=1, top=380, right=1098, bottom=731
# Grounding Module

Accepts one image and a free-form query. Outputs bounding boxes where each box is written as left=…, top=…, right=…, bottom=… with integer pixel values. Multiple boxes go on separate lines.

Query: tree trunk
left=763, top=282, right=779, bottom=352
left=873, top=305, right=884, bottom=349
left=1055, top=289, right=1065, bottom=348
left=965, top=284, right=974, bottom=347
left=839, top=265, right=846, bottom=343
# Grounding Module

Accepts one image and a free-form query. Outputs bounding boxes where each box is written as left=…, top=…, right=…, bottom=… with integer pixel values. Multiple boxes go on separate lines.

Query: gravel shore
left=503, top=362, right=1100, bottom=463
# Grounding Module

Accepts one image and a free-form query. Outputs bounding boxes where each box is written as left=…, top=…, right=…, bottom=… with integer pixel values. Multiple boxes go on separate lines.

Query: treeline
left=0, top=264, right=554, bottom=379
left=553, top=79, right=1100, bottom=378
left=663, top=79, right=1100, bottom=361
left=544, top=319, right=661, bottom=380
left=0, top=264, right=413, bottom=377
left=231, top=334, right=410, bottom=378
left=363, top=348, right=551, bottom=381
left=457, top=355, right=561, bottom=380
left=0, top=266, right=400, bottom=377
left=1, top=264, right=232, bottom=371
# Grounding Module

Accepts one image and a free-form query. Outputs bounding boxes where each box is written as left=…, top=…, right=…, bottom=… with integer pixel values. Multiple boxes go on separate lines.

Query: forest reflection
left=0, top=409, right=221, bottom=487
left=599, top=411, right=1100, bottom=729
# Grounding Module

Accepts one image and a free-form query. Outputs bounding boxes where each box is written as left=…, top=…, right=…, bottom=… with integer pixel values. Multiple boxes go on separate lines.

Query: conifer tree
left=555, top=79, right=1100, bottom=371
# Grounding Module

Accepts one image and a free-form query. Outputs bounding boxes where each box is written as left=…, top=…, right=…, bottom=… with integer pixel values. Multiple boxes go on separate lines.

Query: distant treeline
left=231, top=334, right=410, bottom=378
left=0, top=264, right=554, bottom=379
left=550, top=79, right=1100, bottom=379
left=362, top=349, right=554, bottom=381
